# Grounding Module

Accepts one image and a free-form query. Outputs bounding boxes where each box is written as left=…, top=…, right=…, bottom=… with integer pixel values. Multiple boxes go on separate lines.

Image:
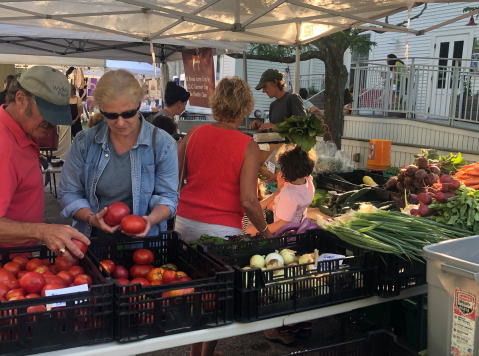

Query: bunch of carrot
left=453, top=163, right=479, bottom=189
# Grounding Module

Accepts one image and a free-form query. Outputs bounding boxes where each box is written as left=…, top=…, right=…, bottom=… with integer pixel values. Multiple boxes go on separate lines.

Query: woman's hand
left=121, top=215, right=151, bottom=238
left=89, top=207, right=120, bottom=234
left=259, top=123, right=275, bottom=131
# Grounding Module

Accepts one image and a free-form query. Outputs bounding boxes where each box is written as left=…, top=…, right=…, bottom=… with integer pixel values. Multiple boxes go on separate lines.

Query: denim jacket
left=58, top=118, right=179, bottom=237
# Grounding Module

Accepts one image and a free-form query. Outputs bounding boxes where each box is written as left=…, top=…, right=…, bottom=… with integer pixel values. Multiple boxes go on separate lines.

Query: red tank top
left=176, top=124, right=252, bottom=229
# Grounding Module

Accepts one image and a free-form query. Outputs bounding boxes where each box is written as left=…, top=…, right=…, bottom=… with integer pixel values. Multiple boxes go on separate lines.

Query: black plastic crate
left=320, top=232, right=426, bottom=298
left=316, top=170, right=402, bottom=202
left=89, top=232, right=234, bottom=343
left=0, top=245, right=113, bottom=356
left=280, top=329, right=419, bottom=355
left=198, top=229, right=376, bottom=322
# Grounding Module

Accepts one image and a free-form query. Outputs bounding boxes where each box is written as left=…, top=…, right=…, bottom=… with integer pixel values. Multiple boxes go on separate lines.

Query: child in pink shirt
left=246, top=144, right=316, bottom=235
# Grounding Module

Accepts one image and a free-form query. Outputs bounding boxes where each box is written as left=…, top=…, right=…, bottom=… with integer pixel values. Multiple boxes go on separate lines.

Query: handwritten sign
left=182, top=48, right=215, bottom=108
left=267, top=161, right=276, bottom=174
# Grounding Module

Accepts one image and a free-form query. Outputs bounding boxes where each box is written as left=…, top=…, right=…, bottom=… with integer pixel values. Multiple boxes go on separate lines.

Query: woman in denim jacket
left=58, top=70, right=179, bottom=239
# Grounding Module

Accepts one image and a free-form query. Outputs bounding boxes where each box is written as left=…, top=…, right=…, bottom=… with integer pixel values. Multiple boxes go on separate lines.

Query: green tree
left=228, top=4, right=428, bottom=149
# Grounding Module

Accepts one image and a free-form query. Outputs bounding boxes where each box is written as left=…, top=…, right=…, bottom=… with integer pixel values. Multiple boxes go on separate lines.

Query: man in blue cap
left=0, top=66, right=90, bottom=261
left=250, top=68, right=306, bottom=130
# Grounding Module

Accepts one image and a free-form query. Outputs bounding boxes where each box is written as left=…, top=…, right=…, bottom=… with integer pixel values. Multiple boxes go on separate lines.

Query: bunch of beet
left=384, top=156, right=442, bottom=195
left=408, top=174, right=461, bottom=217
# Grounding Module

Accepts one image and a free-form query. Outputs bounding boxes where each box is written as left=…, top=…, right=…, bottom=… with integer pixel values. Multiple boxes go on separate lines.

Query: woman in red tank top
left=176, top=77, right=273, bottom=356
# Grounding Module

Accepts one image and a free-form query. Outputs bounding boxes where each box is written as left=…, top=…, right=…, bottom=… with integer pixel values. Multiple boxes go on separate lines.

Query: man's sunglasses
left=100, top=104, right=140, bottom=120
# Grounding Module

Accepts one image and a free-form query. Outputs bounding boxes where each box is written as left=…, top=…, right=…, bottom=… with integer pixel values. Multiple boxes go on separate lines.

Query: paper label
left=253, top=134, right=257, bottom=142
left=258, top=143, right=270, bottom=151
left=311, top=253, right=345, bottom=271
left=451, top=288, right=476, bottom=356
left=267, top=161, right=276, bottom=174
left=328, top=191, right=337, bottom=195
left=45, top=284, right=89, bottom=308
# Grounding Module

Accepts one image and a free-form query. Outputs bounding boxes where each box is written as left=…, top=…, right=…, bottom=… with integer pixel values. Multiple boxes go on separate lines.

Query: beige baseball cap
left=19, top=66, right=72, bottom=125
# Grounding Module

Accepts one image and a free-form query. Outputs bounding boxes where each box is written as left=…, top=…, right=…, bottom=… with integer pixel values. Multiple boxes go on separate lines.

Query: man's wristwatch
left=86, top=213, right=95, bottom=228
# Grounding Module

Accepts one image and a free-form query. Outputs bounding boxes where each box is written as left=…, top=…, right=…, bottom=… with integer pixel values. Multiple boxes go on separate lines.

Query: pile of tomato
left=100, top=248, right=194, bottom=297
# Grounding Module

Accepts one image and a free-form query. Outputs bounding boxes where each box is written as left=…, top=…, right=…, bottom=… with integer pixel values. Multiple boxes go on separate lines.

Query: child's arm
left=259, top=189, right=280, bottom=210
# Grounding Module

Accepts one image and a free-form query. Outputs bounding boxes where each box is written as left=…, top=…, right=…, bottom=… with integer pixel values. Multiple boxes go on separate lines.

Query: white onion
left=280, top=249, right=296, bottom=264
left=250, top=255, right=265, bottom=268
left=266, top=259, right=283, bottom=269
left=265, top=252, right=284, bottom=266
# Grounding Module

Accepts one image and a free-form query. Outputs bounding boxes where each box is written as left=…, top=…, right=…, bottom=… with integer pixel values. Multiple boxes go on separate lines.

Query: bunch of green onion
left=325, top=210, right=470, bottom=260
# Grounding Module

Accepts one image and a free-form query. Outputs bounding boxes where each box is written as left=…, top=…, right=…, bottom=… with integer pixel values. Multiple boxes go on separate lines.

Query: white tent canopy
left=0, top=0, right=475, bottom=53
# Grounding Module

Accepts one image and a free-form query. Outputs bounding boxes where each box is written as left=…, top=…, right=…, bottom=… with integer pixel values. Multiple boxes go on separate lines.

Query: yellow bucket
left=367, top=139, right=391, bottom=171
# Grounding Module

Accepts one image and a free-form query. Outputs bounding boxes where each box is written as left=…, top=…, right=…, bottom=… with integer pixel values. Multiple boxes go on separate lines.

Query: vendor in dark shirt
left=250, top=69, right=306, bottom=130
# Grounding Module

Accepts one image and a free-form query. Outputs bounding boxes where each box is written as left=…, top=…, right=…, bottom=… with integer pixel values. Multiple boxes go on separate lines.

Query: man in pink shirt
left=0, top=66, right=89, bottom=261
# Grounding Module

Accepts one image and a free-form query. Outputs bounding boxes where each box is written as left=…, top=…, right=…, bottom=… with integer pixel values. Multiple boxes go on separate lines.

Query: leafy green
left=189, top=234, right=226, bottom=248
left=310, top=189, right=330, bottom=207
left=274, top=114, right=325, bottom=152
left=413, top=149, right=466, bottom=174
left=385, top=167, right=400, bottom=176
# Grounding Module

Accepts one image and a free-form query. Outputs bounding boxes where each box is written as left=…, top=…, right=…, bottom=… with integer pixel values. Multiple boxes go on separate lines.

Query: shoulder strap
left=152, top=127, right=158, bottom=162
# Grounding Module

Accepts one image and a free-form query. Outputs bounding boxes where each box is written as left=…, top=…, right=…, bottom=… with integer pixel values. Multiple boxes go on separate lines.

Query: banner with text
left=182, top=48, right=215, bottom=108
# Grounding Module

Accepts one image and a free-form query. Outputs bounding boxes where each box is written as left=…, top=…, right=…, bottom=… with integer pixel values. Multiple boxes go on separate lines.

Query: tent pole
left=293, top=44, right=300, bottom=94
left=243, top=50, right=249, bottom=128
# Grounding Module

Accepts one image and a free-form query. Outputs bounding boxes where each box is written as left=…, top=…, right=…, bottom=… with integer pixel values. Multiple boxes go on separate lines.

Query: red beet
left=444, top=192, right=456, bottom=199
left=449, top=180, right=461, bottom=190
left=435, top=191, right=448, bottom=203
left=418, top=204, right=433, bottom=217
left=410, top=208, right=418, bottom=216
left=417, top=193, right=432, bottom=206
left=441, top=184, right=450, bottom=193
left=439, top=175, right=453, bottom=184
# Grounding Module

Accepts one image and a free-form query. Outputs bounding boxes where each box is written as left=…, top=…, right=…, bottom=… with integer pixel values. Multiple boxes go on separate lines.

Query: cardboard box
left=258, top=143, right=284, bottom=166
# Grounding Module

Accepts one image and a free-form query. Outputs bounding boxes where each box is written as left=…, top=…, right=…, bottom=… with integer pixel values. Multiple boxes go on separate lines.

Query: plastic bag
left=262, top=149, right=281, bottom=171
left=314, top=141, right=354, bottom=174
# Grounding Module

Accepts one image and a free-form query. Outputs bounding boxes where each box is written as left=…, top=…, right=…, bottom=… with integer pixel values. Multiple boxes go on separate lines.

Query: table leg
left=416, top=294, right=425, bottom=352
left=53, top=173, right=58, bottom=199
left=49, top=173, right=53, bottom=194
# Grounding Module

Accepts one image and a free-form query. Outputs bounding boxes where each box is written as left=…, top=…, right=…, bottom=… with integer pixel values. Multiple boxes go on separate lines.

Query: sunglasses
left=100, top=104, right=140, bottom=120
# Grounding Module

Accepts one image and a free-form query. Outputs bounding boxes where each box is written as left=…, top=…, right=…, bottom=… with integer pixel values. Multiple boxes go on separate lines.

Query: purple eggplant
left=274, top=223, right=302, bottom=237
left=296, top=218, right=312, bottom=234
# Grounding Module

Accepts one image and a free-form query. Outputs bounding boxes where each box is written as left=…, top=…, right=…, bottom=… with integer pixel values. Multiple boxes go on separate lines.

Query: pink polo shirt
left=0, top=104, right=43, bottom=248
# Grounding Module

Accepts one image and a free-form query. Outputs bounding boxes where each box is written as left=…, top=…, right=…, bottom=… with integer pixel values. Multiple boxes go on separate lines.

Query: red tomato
left=74, top=274, right=92, bottom=288
left=27, top=305, right=47, bottom=321
left=177, top=276, right=193, bottom=282
left=55, top=256, right=78, bottom=272
left=0, top=283, right=10, bottom=298
left=0, top=269, right=15, bottom=284
left=12, top=256, right=28, bottom=270
left=26, top=258, right=43, bottom=272
left=0, top=296, right=5, bottom=302
left=34, top=266, right=50, bottom=274
left=104, top=202, right=130, bottom=227
left=170, top=288, right=194, bottom=297
left=3, top=262, right=20, bottom=277
left=132, top=249, right=154, bottom=265
left=99, top=263, right=111, bottom=274
left=146, top=268, right=164, bottom=283
left=56, top=271, right=74, bottom=285
left=100, top=260, right=115, bottom=272
left=42, top=271, right=54, bottom=276
left=25, top=293, right=40, bottom=299
left=40, top=259, right=52, bottom=267
left=68, top=266, right=84, bottom=278
left=161, top=270, right=178, bottom=284
left=130, top=264, right=152, bottom=279
left=112, top=265, right=129, bottom=280
left=49, top=265, right=58, bottom=275
left=71, top=239, right=88, bottom=254
left=41, top=283, right=64, bottom=297
left=17, top=271, right=28, bottom=280
left=19, top=272, right=46, bottom=294
left=44, top=275, right=67, bottom=288
left=117, top=278, right=130, bottom=285
left=4, top=279, right=20, bottom=290
left=121, top=215, right=146, bottom=234
left=9, top=296, right=25, bottom=301
left=6, top=288, right=26, bottom=300
left=130, top=278, right=151, bottom=288
left=151, top=280, right=163, bottom=286
left=177, top=271, right=188, bottom=278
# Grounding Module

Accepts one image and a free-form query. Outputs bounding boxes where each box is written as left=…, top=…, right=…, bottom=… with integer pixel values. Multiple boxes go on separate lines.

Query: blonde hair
left=93, top=69, right=143, bottom=108
left=210, top=76, right=254, bottom=123
left=88, top=112, right=105, bottom=128
left=272, top=78, right=286, bottom=91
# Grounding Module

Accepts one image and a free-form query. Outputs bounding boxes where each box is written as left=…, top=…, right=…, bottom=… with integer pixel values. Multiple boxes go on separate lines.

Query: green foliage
left=274, top=114, right=325, bottom=152
left=414, top=149, right=466, bottom=174
left=464, top=6, right=479, bottom=18
left=310, top=189, right=330, bottom=207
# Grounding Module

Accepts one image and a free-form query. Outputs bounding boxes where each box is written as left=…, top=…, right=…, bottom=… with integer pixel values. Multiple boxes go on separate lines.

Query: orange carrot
left=464, top=179, right=479, bottom=185
left=467, top=184, right=479, bottom=190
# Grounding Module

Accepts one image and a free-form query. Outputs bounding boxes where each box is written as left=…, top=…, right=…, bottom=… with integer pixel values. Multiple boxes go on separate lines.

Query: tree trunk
left=322, top=52, right=349, bottom=150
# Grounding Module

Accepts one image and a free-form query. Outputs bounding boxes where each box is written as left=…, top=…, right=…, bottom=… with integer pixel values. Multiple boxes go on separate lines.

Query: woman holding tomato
left=58, top=69, right=179, bottom=239
left=176, top=76, right=272, bottom=356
